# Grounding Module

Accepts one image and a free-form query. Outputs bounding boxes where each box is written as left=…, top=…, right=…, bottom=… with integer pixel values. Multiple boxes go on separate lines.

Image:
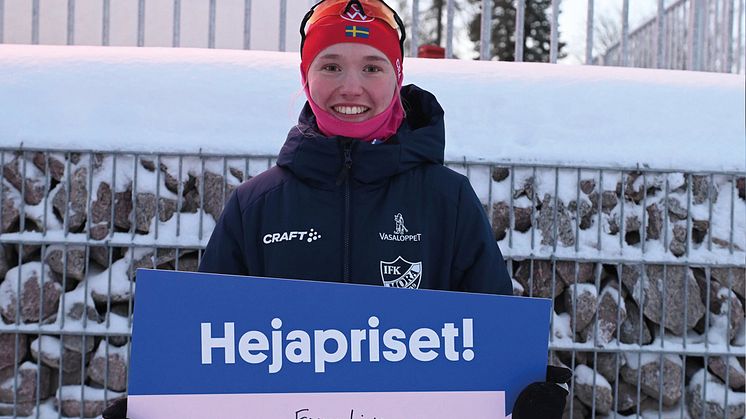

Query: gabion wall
left=0, top=148, right=744, bottom=418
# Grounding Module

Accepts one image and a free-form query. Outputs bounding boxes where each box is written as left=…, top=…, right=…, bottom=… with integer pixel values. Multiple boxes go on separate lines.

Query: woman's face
left=307, top=43, right=397, bottom=123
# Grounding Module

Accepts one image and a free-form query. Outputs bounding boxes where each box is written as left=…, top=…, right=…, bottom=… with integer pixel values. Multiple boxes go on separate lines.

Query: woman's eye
left=363, top=65, right=382, bottom=73
left=321, top=64, right=340, bottom=72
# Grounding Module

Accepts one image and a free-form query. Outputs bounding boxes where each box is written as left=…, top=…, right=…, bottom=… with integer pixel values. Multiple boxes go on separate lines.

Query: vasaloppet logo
left=201, top=317, right=475, bottom=374
left=379, top=213, right=421, bottom=242
left=263, top=229, right=321, bottom=245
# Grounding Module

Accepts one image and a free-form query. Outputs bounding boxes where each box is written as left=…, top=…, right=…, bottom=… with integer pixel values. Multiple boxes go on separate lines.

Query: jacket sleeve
left=451, top=178, right=513, bottom=295
left=198, top=190, right=250, bottom=276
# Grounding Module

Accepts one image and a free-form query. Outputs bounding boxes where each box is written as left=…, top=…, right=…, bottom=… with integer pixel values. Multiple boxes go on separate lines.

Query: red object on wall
left=417, top=44, right=445, bottom=59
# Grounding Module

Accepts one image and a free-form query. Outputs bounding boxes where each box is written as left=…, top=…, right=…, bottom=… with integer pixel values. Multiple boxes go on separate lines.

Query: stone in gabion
left=202, top=172, right=235, bottom=222
left=2, top=158, right=45, bottom=205
left=564, top=284, right=597, bottom=334
left=52, top=167, right=88, bottom=232
left=562, top=396, right=588, bottom=419
left=621, top=353, right=683, bottom=406
left=0, top=246, right=8, bottom=282
left=0, top=262, right=61, bottom=324
left=556, top=261, right=596, bottom=285
left=229, top=166, right=245, bottom=182
left=622, top=264, right=705, bottom=336
left=538, top=194, right=575, bottom=247
left=588, top=190, right=618, bottom=215
left=665, top=197, right=688, bottom=221
left=134, top=192, right=157, bottom=233
left=595, top=352, right=624, bottom=384
left=513, top=176, right=534, bottom=200
left=513, top=206, right=532, bottom=232
left=580, top=179, right=595, bottom=194
left=708, top=357, right=746, bottom=390
left=32, top=152, right=65, bottom=182
left=30, top=335, right=83, bottom=373
left=0, top=362, right=52, bottom=403
left=89, top=246, right=112, bottom=268
left=696, top=274, right=745, bottom=341
left=687, top=369, right=745, bottom=419
left=615, top=380, right=647, bottom=412
left=645, top=203, right=662, bottom=240
left=568, top=199, right=593, bottom=230
left=172, top=253, right=200, bottom=272
left=491, top=202, right=509, bottom=241
left=91, top=182, right=112, bottom=224
left=669, top=223, right=687, bottom=256
left=620, top=300, right=652, bottom=345
left=574, top=364, right=613, bottom=414
left=0, top=401, right=35, bottom=417
left=692, top=175, right=718, bottom=205
left=691, top=219, right=709, bottom=243
left=738, top=177, right=745, bottom=200
left=87, top=342, right=128, bottom=391
left=45, top=246, right=87, bottom=281
left=113, top=187, right=133, bottom=230
left=0, top=183, right=20, bottom=233
left=514, top=260, right=565, bottom=298
left=61, top=335, right=96, bottom=355
left=158, top=197, right=178, bottom=222
left=0, top=334, right=27, bottom=371
left=56, top=385, right=124, bottom=418
left=491, top=167, right=509, bottom=182
left=711, top=267, right=746, bottom=300
left=618, top=172, right=644, bottom=203
left=582, top=286, right=626, bottom=346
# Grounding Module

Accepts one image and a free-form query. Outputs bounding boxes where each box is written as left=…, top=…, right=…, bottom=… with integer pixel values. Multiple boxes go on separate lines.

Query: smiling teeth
left=334, top=105, right=369, bottom=115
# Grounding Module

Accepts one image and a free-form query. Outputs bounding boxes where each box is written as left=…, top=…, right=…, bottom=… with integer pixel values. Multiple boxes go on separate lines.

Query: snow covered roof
left=1, top=45, right=743, bottom=172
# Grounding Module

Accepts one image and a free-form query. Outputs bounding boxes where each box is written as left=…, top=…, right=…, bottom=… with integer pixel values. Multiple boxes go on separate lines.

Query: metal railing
left=0, top=146, right=744, bottom=417
left=0, top=0, right=744, bottom=73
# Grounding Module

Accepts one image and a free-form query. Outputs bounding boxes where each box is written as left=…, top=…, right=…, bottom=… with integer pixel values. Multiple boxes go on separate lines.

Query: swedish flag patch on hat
left=345, top=26, right=370, bottom=38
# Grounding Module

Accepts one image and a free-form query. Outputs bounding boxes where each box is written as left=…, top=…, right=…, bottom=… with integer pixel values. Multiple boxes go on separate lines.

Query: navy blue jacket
left=199, top=85, right=512, bottom=295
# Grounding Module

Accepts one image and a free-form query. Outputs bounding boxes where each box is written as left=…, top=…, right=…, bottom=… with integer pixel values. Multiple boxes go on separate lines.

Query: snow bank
left=1, top=45, right=743, bottom=172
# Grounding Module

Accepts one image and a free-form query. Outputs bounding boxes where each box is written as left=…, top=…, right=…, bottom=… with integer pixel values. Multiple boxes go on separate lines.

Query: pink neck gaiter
left=302, top=75, right=405, bottom=143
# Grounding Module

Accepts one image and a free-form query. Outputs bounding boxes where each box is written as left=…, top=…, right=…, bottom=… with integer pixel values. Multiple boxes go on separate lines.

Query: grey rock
left=491, top=167, right=509, bottom=182
left=0, top=183, right=20, bottom=233
left=87, top=343, right=128, bottom=391
left=140, top=158, right=156, bottom=171
left=90, top=223, right=109, bottom=240
left=562, top=397, right=588, bottom=419
left=172, top=253, right=200, bottom=272
left=556, top=261, right=596, bottom=285
left=665, top=197, right=688, bottom=221
left=580, top=179, right=596, bottom=194
left=588, top=190, right=618, bottom=215
left=57, top=386, right=121, bottom=418
left=623, top=264, right=705, bottom=336
left=134, top=192, right=157, bottom=233
left=615, top=380, right=647, bottom=412
left=574, top=365, right=613, bottom=414
left=0, top=362, right=52, bottom=403
left=113, top=187, right=133, bottom=230
left=0, top=333, right=27, bottom=370
left=568, top=199, right=593, bottom=230
left=582, top=286, right=626, bottom=345
left=564, top=284, right=597, bottom=334
left=692, top=219, right=709, bottom=244
left=621, top=354, right=683, bottom=406
left=538, top=194, right=575, bottom=247
left=513, top=206, right=532, bottom=232
left=0, top=263, right=61, bottom=324
left=738, top=177, right=745, bottom=200
left=30, top=336, right=83, bottom=373
left=91, top=182, right=112, bottom=224
left=692, top=175, right=718, bottom=205
left=513, top=176, right=534, bottom=200
left=2, top=157, right=45, bottom=205
left=696, top=274, right=744, bottom=341
left=158, top=197, right=178, bottom=222
left=0, top=246, right=8, bottom=282
left=202, top=172, right=236, bottom=222
left=619, top=172, right=645, bottom=203
left=712, top=237, right=743, bottom=252
left=89, top=246, right=112, bottom=268
left=52, top=167, right=89, bottom=232
left=595, top=352, right=624, bottom=383
left=708, top=357, right=746, bottom=390
left=514, top=260, right=565, bottom=298
left=491, top=202, right=509, bottom=241
left=687, top=369, right=745, bottom=419
left=67, top=302, right=101, bottom=323
left=711, top=267, right=746, bottom=300
left=62, top=334, right=96, bottom=355
left=32, top=152, right=65, bottom=181
left=229, top=166, right=245, bottom=182
left=45, top=246, right=87, bottom=281
left=132, top=248, right=178, bottom=273
left=645, top=203, right=662, bottom=240
left=620, top=300, right=652, bottom=345
left=0, top=401, right=35, bottom=416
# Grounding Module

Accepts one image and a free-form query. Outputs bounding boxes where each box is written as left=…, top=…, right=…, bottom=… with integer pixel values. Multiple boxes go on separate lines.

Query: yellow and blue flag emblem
left=345, top=26, right=370, bottom=38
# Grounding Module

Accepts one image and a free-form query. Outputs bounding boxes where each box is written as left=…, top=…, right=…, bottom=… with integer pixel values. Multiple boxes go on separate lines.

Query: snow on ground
left=0, top=45, right=743, bottom=172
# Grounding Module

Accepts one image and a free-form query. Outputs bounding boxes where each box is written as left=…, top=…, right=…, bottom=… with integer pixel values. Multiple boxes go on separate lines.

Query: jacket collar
left=277, top=85, right=445, bottom=188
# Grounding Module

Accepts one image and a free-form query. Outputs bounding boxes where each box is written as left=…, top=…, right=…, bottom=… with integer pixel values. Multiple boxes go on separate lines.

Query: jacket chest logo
left=379, top=213, right=421, bottom=242
left=380, top=256, right=422, bottom=289
left=262, top=229, right=321, bottom=245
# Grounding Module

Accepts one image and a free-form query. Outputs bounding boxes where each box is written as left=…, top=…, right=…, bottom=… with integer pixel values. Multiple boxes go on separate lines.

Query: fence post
left=515, top=0, right=525, bottom=62
left=585, top=0, right=594, bottom=64
left=550, top=0, right=559, bottom=63
left=480, top=0, right=492, bottom=60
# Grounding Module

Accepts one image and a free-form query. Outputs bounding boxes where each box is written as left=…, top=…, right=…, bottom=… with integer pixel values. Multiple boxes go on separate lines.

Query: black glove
left=102, top=397, right=128, bottom=419
left=512, top=365, right=572, bottom=419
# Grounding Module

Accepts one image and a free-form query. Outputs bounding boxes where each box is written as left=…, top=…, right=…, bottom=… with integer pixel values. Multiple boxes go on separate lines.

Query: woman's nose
left=338, top=71, right=364, bottom=96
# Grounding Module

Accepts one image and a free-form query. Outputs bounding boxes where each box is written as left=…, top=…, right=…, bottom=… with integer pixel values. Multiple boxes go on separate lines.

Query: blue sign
left=128, top=269, right=551, bottom=418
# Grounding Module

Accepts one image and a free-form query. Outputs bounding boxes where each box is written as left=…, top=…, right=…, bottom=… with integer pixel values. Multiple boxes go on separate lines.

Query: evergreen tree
left=467, top=0, right=565, bottom=62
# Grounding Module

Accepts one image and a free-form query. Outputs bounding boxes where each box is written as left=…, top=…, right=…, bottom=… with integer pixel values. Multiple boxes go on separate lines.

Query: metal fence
left=597, top=0, right=745, bottom=73
left=0, top=147, right=744, bottom=417
left=0, top=0, right=744, bottom=72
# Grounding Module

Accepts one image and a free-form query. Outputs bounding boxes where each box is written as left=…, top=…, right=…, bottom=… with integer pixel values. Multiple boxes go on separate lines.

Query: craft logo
left=341, top=3, right=374, bottom=23
left=379, top=213, right=421, bottom=242
left=263, top=229, right=321, bottom=245
left=380, top=256, right=422, bottom=289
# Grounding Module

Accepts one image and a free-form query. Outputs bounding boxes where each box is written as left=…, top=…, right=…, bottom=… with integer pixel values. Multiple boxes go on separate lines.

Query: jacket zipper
left=336, top=139, right=353, bottom=283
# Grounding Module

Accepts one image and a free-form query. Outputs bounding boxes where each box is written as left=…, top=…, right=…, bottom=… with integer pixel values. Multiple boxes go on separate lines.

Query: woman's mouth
left=332, top=105, right=370, bottom=116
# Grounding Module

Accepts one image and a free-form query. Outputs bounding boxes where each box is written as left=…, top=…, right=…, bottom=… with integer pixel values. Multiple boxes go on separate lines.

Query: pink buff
left=307, top=90, right=404, bottom=142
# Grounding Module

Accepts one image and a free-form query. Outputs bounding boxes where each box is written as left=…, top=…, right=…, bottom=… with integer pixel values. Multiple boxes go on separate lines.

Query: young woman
left=105, top=1, right=569, bottom=417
